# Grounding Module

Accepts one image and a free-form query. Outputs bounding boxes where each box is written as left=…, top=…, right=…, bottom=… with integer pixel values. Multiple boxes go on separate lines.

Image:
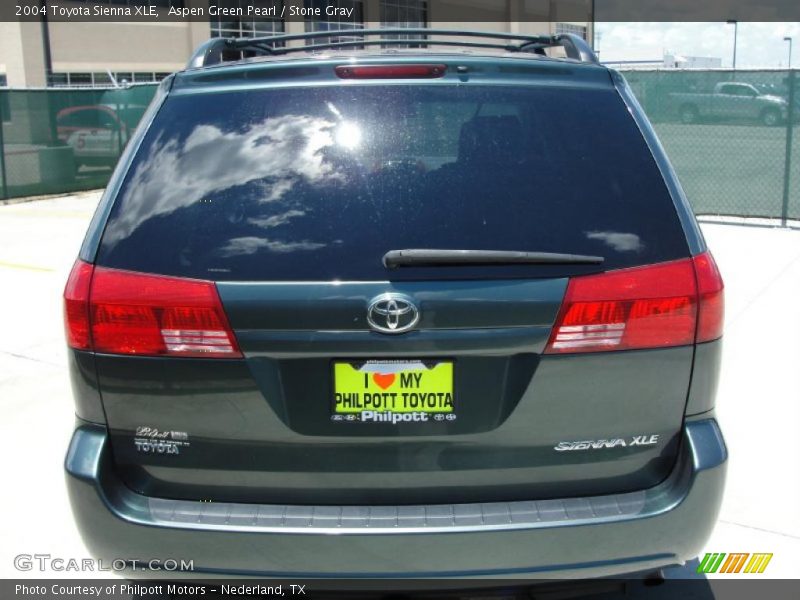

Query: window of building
left=92, top=72, right=113, bottom=86
left=211, top=18, right=285, bottom=38
left=68, top=73, right=93, bottom=86
left=48, top=72, right=171, bottom=88
left=380, top=0, right=426, bottom=47
left=0, top=74, right=7, bottom=87
left=304, top=0, right=364, bottom=46
left=210, top=0, right=285, bottom=62
left=71, top=0, right=185, bottom=7
left=210, top=0, right=284, bottom=38
left=48, top=73, right=69, bottom=87
left=555, top=23, right=587, bottom=40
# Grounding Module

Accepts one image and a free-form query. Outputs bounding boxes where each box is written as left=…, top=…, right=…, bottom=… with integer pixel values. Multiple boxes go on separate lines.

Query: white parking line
left=0, top=260, right=55, bottom=272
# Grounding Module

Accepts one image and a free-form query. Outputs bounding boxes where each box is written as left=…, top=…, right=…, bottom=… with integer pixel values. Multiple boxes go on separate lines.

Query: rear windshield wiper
left=383, top=249, right=605, bottom=269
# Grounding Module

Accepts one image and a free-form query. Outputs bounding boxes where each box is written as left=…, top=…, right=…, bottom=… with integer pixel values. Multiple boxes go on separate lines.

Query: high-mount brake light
left=63, top=261, right=242, bottom=358
left=544, top=252, right=724, bottom=354
left=335, top=64, right=447, bottom=79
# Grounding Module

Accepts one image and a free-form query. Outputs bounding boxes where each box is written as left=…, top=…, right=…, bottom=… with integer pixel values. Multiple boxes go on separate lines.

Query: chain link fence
left=0, top=84, right=157, bottom=200
left=622, top=69, right=799, bottom=222
left=0, top=72, right=798, bottom=222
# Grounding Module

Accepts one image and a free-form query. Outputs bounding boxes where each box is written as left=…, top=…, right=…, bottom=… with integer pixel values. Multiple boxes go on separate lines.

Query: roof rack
left=187, top=29, right=599, bottom=69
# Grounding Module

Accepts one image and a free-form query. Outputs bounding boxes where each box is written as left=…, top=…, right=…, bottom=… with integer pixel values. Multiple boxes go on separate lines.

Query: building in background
left=604, top=53, right=723, bottom=70
left=0, top=0, right=591, bottom=88
left=663, top=54, right=723, bottom=69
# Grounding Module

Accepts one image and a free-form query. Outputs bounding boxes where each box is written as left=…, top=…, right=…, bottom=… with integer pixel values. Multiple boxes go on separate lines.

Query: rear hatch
left=80, top=60, right=704, bottom=504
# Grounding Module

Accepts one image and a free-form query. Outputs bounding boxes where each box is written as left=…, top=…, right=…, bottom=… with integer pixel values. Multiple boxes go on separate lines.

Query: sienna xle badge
left=64, top=29, right=726, bottom=580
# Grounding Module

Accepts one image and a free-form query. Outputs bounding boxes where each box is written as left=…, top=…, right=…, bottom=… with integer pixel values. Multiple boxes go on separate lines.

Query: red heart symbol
left=372, top=373, right=395, bottom=390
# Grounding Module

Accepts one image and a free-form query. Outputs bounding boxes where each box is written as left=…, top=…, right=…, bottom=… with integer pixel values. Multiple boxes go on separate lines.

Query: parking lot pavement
left=0, top=193, right=798, bottom=582
left=695, top=220, right=800, bottom=578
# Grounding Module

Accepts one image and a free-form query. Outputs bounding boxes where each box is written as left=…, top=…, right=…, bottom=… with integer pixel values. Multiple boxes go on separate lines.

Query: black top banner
left=3, top=0, right=800, bottom=23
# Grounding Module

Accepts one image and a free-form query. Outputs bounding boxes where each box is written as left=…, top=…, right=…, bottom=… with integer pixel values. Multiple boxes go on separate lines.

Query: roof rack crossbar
left=518, top=34, right=597, bottom=63
left=187, top=29, right=598, bottom=69
left=187, top=38, right=275, bottom=69
left=235, top=28, right=554, bottom=47
left=255, top=38, right=522, bottom=55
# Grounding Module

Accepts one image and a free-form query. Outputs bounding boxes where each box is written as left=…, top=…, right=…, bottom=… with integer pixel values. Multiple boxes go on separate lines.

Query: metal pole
left=0, top=90, right=7, bottom=200
left=40, top=0, right=53, bottom=83
left=727, top=20, right=738, bottom=69
left=785, top=37, right=793, bottom=68
left=116, top=96, right=124, bottom=158
left=780, top=69, right=796, bottom=226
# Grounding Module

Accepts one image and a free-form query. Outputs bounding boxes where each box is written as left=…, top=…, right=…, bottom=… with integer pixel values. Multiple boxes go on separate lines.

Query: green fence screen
left=623, top=69, right=799, bottom=221
left=0, top=84, right=157, bottom=200
left=0, top=71, right=798, bottom=221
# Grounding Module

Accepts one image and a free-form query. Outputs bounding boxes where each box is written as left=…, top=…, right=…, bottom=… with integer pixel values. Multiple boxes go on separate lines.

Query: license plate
left=332, top=360, right=455, bottom=423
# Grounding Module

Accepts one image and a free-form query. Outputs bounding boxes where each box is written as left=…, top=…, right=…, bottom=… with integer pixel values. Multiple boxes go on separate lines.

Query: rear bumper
left=65, top=418, right=726, bottom=579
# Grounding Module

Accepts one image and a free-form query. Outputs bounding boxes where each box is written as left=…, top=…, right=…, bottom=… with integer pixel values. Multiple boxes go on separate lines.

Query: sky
left=595, top=22, right=800, bottom=68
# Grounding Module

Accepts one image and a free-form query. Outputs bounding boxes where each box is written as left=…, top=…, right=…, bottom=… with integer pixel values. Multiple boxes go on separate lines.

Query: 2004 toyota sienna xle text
left=63, top=30, right=727, bottom=579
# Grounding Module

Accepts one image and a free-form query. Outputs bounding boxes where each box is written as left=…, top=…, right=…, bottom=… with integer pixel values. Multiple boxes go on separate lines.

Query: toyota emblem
left=366, top=294, right=419, bottom=334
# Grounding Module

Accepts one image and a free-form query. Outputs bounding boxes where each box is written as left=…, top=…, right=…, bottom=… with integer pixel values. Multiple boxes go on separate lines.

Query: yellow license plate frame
left=332, top=360, right=455, bottom=420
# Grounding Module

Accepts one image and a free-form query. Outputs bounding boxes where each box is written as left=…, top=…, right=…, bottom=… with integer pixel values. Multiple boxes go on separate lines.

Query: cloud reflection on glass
left=102, top=115, right=339, bottom=247
left=586, top=231, right=644, bottom=253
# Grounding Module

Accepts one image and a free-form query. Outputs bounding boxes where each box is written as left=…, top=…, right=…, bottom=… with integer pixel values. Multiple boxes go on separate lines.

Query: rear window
left=97, top=83, right=689, bottom=281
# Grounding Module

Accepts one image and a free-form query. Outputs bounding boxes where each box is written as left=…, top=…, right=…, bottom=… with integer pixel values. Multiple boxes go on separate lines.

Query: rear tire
left=679, top=105, right=699, bottom=124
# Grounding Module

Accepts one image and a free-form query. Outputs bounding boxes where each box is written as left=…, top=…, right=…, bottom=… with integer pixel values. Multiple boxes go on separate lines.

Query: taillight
left=545, top=252, right=723, bottom=354
left=335, top=64, right=446, bottom=79
left=693, top=251, right=725, bottom=343
left=63, top=260, right=241, bottom=358
left=63, top=260, right=94, bottom=350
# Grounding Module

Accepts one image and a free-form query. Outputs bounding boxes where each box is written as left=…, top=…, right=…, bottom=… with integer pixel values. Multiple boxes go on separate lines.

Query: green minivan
left=63, top=30, right=726, bottom=581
